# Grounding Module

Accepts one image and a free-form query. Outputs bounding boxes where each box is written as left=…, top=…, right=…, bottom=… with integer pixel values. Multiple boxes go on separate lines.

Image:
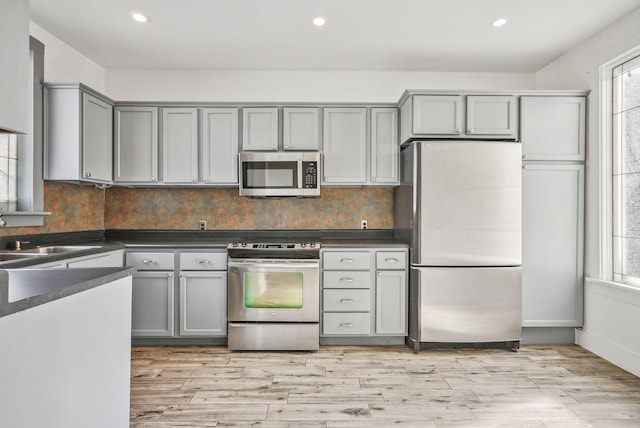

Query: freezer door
left=409, top=266, right=521, bottom=343
left=413, top=141, right=521, bottom=266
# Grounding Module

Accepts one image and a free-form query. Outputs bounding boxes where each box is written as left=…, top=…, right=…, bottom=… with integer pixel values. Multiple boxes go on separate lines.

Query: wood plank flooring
left=130, top=345, right=640, bottom=427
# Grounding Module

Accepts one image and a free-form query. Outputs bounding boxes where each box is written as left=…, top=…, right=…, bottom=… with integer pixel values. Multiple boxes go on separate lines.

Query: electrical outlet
left=199, top=220, right=207, bottom=231
left=361, top=219, right=368, bottom=229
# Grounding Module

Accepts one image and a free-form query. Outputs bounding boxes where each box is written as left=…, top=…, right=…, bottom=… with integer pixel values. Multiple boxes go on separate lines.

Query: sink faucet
left=8, top=240, right=29, bottom=251
left=0, top=215, right=6, bottom=228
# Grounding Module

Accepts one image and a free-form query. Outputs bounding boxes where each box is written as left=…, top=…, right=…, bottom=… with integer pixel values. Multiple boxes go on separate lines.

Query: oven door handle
left=228, top=259, right=319, bottom=269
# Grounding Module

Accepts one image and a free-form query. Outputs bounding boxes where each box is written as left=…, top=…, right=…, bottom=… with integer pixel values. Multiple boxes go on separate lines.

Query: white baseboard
left=576, top=328, right=640, bottom=377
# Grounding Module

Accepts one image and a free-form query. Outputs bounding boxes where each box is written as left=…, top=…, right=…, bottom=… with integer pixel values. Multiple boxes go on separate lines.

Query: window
left=612, top=54, right=640, bottom=286
left=0, top=37, right=48, bottom=227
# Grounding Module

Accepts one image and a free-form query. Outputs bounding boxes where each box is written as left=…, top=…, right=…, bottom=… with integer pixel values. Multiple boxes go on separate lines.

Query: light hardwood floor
left=130, top=345, right=640, bottom=427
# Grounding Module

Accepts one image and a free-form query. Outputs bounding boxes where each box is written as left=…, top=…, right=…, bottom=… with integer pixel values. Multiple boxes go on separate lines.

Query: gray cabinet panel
left=521, top=96, right=586, bottom=161
left=375, top=270, right=406, bottom=335
left=179, top=271, right=227, bottom=336
left=283, top=107, right=319, bottom=150
left=82, top=93, right=113, bottom=182
left=322, top=108, right=367, bottom=185
left=466, top=95, right=517, bottom=137
left=522, top=164, right=584, bottom=327
left=412, top=95, right=463, bottom=135
left=201, top=108, right=239, bottom=184
left=370, top=108, right=398, bottom=184
left=162, top=108, right=198, bottom=183
left=131, top=271, right=175, bottom=337
left=114, top=106, right=158, bottom=183
left=242, top=107, right=278, bottom=150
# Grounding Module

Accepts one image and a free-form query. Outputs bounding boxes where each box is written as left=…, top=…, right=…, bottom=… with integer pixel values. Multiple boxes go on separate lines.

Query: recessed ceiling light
left=131, top=12, right=149, bottom=23
left=491, top=18, right=508, bottom=27
left=313, top=17, right=326, bottom=27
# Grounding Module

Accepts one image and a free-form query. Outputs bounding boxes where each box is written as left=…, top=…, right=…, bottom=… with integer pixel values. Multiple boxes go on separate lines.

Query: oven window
left=244, top=272, right=304, bottom=308
left=243, top=161, right=298, bottom=189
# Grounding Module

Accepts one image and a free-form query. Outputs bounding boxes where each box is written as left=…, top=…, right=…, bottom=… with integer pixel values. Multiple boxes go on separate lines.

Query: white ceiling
left=29, top=0, right=640, bottom=72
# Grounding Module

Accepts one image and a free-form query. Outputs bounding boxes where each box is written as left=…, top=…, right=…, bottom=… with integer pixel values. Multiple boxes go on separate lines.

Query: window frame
left=0, top=36, right=50, bottom=227
left=599, top=45, right=640, bottom=285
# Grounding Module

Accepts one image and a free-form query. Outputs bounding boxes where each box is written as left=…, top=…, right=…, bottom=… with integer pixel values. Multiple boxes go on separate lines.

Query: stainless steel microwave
left=239, top=151, right=320, bottom=197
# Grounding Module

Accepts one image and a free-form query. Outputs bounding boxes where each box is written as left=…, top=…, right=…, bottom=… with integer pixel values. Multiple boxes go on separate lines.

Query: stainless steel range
left=227, top=241, right=320, bottom=351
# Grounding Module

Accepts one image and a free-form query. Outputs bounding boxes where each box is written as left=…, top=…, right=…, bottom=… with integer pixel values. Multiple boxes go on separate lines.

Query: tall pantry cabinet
left=520, top=96, right=586, bottom=328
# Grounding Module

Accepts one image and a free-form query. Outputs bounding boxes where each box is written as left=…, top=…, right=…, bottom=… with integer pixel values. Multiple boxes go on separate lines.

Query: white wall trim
left=576, top=329, right=640, bottom=377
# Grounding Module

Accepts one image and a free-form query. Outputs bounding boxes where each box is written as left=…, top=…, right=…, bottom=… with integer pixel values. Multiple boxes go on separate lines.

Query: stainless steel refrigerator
left=394, top=141, right=522, bottom=351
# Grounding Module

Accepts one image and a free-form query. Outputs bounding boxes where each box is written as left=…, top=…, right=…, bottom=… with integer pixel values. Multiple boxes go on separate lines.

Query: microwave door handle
left=298, top=160, right=303, bottom=190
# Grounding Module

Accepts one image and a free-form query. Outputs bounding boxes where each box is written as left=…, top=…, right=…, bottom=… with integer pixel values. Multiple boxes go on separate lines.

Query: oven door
left=228, top=258, right=319, bottom=323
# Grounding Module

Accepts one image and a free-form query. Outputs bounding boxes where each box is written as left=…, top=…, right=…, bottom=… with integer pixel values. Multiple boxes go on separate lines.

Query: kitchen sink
left=20, top=245, right=100, bottom=254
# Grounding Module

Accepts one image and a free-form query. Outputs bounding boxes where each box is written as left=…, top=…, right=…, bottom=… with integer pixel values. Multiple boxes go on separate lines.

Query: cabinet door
left=370, top=108, right=398, bottom=184
left=466, top=95, right=517, bottom=137
left=375, top=270, right=407, bottom=335
left=283, top=107, right=319, bottom=150
left=412, top=95, right=463, bottom=135
left=522, top=164, right=584, bottom=327
left=242, top=107, right=278, bottom=150
left=201, top=108, right=239, bottom=184
left=82, top=92, right=113, bottom=182
left=114, top=106, right=159, bottom=183
left=520, top=96, right=586, bottom=161
left=179, top=271, right=227, bottom=336
left=131, top=271, right=175, bottom=337
left=322, top=108, right=367, bottom=185
left=162, top=108, right=198, bottom=184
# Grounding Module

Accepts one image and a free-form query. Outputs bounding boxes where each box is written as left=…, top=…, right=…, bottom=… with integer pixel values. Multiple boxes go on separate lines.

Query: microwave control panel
left=302, top=161, right=318, bottom=188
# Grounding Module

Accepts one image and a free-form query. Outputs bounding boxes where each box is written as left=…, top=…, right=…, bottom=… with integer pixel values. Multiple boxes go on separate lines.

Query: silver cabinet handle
left=167, top=273, right=173, bottom=277
left=340, top=277, right=353, bottom=282
left=196, top=259, right=210, bottom=264
left=142, top=260, right=157, bottom=264
left=522, top=154, right=528, bottom=159
left=84, top=172, right=92, bottom=178
left=522, top=165, right=528, bottom=170
left=151, top=176, right=156, bottom=181
left=340, top=323, right=353, bottom=327
left=372, top=177, right=376, bottom=181
left=340, top=298, right=354, bottom=303
left=340, top=258, right=353, bottom=263
left=385, top=258, right=398, bottom=263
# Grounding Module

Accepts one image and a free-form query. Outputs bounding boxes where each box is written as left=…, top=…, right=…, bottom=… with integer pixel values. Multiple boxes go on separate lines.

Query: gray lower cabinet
left=321, top=248, right=408, bottom=341
left=127, top=249, right=228, bottom=339
left=179, top=252, right=227, bottom=336
left=126, top=252, right=175, bottom=337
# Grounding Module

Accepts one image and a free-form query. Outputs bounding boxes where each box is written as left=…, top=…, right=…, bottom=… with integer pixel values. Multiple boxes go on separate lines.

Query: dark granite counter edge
left=0, top=267, right=133, bottom=319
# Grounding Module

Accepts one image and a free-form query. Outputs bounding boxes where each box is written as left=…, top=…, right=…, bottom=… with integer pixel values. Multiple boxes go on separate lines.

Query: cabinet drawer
left=126, top=252, right=174, bottom=270
left=180, top=252, right=227, bottom=270
left=323, top=251, right=371, bottom=270
left=323, top=313, right=371, bottom=335
left=323, top=289, right=370, bottom=312
left=323, top=271, right=371, bottom=289
left=376, top=251, right=406, bottom=270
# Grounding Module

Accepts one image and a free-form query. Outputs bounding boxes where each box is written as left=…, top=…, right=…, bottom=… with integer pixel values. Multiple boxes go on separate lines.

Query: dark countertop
left=0, top=267, right=133, bottom=318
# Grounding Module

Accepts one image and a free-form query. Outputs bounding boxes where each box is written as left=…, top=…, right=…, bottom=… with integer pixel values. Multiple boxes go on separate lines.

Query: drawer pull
left=340, top=322, right=353, bottom=328
left=385, top=258, right=399, bottom=263
left=142, top=260, right=157, bottom=264
left=340, top=277, right=353, bottom=282
left=340, top=298, right=354, bottom=303
left=196, top=259, right=210, bottom=264
left=340, top=258, right=353, bottom=263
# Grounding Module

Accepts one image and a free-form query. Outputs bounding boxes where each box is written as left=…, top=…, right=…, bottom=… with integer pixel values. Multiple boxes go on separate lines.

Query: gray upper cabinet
left=520, top=96, right=586, bottom=161
left=44, top=84, right=113, bottom=184
left=322, top=107, right=367, bottom=185
left=411, top=95, right=463, bottom=135
left=242, top=107, right=278, bottom=150
left=466, top=95, right=518, bottom=137
left=370, top=108, right=398, bottom=185
left=0, top=0, right=29, bottom=133
left=399, top=92, right=519, bottom=142
left=283, top=107, right=320, bottom=150
left=161, top=108, right=198, bottom=184
left=114, top=106, right=159, bottom=183
left=201, top=108, right=239, bottom=185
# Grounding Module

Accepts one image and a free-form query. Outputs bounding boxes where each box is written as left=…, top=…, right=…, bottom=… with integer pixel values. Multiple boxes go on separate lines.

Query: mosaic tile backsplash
left=104, top=187, right=393, bottom=230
